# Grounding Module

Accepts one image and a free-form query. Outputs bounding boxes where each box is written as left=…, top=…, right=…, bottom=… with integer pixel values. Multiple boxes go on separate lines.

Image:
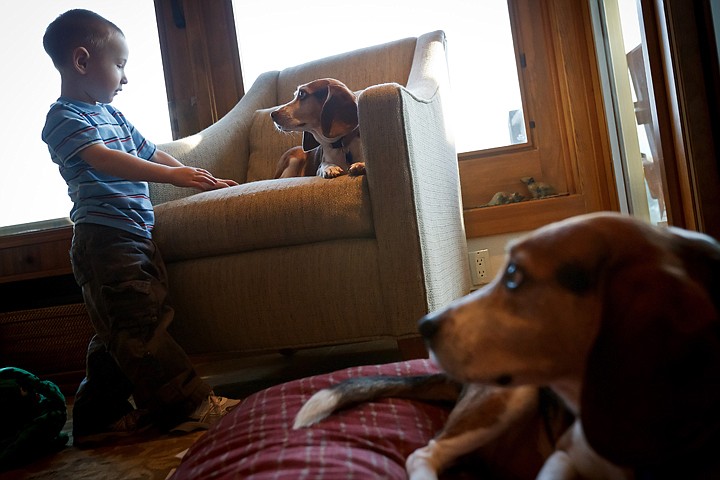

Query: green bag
left=0, top=367, right=68, bottom=471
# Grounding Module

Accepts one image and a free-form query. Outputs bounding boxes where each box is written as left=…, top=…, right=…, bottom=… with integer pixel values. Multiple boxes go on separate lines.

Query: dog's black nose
left=418, top=314, right=441, bottom=340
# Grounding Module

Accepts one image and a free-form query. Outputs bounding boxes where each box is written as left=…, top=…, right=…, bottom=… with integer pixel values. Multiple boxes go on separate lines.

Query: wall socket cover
left=469, top=249, right=490, bottom=285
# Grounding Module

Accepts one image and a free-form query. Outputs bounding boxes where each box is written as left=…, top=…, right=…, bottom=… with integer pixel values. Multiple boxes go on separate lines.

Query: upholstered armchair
left=149, top=30, right=470, bottom=358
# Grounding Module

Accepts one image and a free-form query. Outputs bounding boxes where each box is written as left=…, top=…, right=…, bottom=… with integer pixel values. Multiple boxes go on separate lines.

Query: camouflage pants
left=70, top=224, right=210, bottom=431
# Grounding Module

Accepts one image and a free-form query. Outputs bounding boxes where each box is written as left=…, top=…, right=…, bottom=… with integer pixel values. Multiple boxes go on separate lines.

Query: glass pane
left=232, top=0, right=525, bottom=154
left=600, top=0, right=668, bottom=225
left=0, top=2, right=172, bottom=230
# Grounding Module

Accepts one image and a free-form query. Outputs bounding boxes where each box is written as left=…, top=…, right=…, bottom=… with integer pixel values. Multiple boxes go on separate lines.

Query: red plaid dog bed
left=172, top=360, right=450, bottom=479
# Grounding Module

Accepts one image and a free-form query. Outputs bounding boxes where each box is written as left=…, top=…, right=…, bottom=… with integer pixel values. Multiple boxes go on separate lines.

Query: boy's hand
left=169, top=167, right=238, bottom=190
left=215, top=178, right=240, bottom=188
left=152, top=151, right=238, bottom=189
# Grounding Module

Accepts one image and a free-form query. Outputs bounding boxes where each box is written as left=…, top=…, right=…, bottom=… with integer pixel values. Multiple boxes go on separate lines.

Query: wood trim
left=637, top=0, right=688, bottom=228
left=464, top=194, right=588, bottom=237
left=154, top=0, right=245, bottom=139
left=0, top=226, right=71, bottom=249
left=649, top=0, right=720, bottom=237
left=0, top=226, right=73, bottom=284
left=551, top=0, right=618, bottom=213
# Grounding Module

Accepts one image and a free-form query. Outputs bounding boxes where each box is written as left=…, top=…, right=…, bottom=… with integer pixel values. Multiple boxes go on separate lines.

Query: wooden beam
left=154, top=0, right=245, bottom=139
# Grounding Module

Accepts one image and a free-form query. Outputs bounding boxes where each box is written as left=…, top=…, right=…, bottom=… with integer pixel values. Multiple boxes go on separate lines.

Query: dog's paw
left=406, top=444, right=440, bottom=480
left=319, top=165, right=346, bottom=178
left=348, top=162, right=366, bottom=176
left=293, top=389, right=341, bottom=429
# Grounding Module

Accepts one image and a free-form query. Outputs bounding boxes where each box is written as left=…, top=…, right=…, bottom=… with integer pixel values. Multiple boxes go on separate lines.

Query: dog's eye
left=297, top=90, right=307, bottom=100
left=503, top=262, right=524, bottom=290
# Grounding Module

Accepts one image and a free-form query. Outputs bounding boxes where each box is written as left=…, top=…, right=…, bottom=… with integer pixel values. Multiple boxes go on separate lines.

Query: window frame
left=154, top=0, right=245, bottom=140
left=459, top=0, right=618, bottom=236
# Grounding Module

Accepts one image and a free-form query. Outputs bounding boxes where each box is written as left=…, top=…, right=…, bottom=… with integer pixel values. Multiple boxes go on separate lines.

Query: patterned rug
left=1, top=402, right=205, bottom=480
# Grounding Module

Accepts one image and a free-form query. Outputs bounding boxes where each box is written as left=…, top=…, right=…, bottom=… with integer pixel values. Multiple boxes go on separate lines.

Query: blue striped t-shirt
left=42, top=98, right=158, bottom=239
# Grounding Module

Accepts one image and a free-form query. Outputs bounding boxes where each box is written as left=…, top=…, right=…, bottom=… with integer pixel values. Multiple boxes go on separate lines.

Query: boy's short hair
left=43, top=9, right=124, bottom=68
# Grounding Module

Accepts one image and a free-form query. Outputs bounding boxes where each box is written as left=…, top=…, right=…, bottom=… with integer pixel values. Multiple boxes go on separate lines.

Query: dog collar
left=330, top=127, right=360, bottom=165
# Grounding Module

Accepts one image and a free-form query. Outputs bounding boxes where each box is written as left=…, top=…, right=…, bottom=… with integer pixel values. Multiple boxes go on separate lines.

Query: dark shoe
left=73, top=409, right=153, bottom=447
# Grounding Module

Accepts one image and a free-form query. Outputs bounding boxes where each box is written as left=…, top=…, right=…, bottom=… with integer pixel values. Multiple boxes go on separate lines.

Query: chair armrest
left=360, top=46, right=469, bottom=328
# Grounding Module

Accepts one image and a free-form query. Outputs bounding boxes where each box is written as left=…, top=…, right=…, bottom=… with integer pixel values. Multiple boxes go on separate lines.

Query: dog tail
left=293, top=373, right=461, bottom=429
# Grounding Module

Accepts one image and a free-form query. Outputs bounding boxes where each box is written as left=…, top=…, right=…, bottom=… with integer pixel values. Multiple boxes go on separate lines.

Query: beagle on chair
left=294, top=212, right=720, bottom=479
left=271, top=78, right=365, bottom=179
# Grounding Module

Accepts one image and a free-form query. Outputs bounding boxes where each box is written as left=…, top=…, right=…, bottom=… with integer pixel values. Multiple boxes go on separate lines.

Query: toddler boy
left=42, top=9, right=240, bottom=445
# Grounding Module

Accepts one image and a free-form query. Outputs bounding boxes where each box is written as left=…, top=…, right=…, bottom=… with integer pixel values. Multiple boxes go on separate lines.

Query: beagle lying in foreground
left=295, top=212, right=720, bottom=479
left=271, top=78, right=365, bottom=179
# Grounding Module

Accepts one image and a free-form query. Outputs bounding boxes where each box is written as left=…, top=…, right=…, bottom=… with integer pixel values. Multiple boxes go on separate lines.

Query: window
left=458, top=0, right=618, bottom=235
left=232, top=0, right=526, bottom=154
left=0, top=2, right=171, bottom=232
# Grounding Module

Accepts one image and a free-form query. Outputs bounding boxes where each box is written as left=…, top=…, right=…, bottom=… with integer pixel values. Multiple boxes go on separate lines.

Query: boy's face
left=81, top=31, right=129, bottom=104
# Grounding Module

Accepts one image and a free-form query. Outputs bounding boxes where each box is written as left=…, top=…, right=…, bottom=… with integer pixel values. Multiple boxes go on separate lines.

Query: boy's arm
left=151, top=149, right=184, bottom=168
left=79, top=144, right=235, bottom=190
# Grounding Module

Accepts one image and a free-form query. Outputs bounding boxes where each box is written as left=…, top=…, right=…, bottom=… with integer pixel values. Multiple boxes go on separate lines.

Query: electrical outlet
left=469, top=249, right=490, bottom=285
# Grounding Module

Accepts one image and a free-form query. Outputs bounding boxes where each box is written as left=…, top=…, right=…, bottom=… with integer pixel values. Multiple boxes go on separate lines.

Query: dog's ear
left=302, top=132, right=320, bottom=151
left=581, top=255, right=720, bottom=469
left=320, top=84, right=358, bottom=139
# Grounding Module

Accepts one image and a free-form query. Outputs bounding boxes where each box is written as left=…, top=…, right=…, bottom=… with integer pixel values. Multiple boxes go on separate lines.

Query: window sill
left=463, top=194, right=587, bottom=238
left=0, top=218, right=72, bottom=237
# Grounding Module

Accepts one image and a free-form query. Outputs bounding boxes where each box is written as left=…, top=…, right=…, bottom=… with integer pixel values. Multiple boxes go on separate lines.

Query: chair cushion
left=171, top=360, right=449, bottom=479
left=153, top=175, right=374, bottom=263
